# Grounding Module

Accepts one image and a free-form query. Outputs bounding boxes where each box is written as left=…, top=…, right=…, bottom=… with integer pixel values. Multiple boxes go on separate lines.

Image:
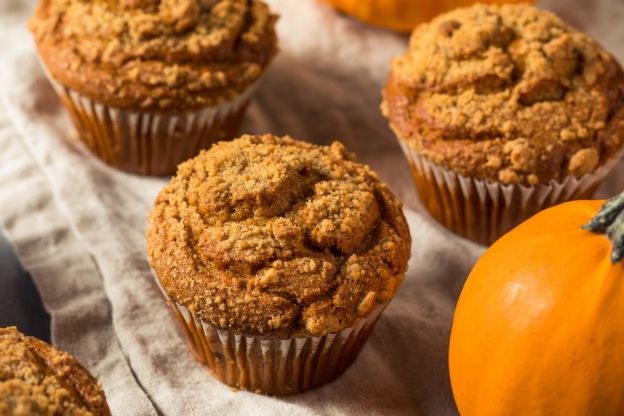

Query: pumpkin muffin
left=382, top=3, right=624, bottom=244
left=147, top=134, right=411, bottom=395
left=0, top=327, right=110, bottom=416
left=29, top=0, right=278, bottom=175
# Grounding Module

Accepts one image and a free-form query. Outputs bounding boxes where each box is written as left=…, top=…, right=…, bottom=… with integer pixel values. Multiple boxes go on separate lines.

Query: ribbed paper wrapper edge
left=151, top=269, right=387, bottom=395
left=42, top=66, right=256, bottom=176
left=398, top=138, right=623, bottom=245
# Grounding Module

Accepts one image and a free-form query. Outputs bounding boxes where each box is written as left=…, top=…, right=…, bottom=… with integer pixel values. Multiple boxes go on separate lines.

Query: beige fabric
left=0, top=0, right=623, bottom=415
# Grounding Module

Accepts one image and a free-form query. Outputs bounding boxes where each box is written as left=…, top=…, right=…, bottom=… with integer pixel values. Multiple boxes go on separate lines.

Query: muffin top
left=382, top=4, right=624, bottom=185
left=0, top=327, right=110, bottom=416
left=29, top=0, right=277, bottom=112
left=147, top=134, right=411, bottom=338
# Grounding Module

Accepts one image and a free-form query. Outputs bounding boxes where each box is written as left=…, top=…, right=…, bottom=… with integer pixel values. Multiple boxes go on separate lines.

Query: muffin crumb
left=485, top=155, right=502, bottom=169
left=509, top=143, right=536, bottom=173
left=568, top=148, right=599, bottom=176
left=498, top=168, right=519, bottom=184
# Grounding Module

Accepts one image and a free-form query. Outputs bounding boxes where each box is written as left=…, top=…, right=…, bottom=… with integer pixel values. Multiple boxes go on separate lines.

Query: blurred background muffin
left=29, top=0, right=278, bottom=175
left=147, top=134, right=411, bottom=395
left=0, top=327, right=110, bottom=416
left=323, top=0, right=530, bottom=32
left=382, top=3, right=624, bottom=245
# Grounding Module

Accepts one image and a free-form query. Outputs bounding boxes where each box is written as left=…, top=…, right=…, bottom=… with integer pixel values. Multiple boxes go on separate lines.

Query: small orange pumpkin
left=323, top=0, right=531, bottom=32
left=449, top=194, right=624, bottom=415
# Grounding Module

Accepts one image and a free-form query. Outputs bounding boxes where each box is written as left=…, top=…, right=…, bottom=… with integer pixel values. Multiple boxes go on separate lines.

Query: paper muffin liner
left=42, top=69, right=256, bottom=176
left=151, top=270, right=387, bottom=395
left=398, top=139, right=623, bottom=245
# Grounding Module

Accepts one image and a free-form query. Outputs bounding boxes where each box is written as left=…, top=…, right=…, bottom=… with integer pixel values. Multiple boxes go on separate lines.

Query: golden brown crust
left=0, top=327, right=110, bottom=416
left=382, top=3, right=624, bottom=185
left=29, top=0, right=278, bottom=112
left=147, top=134, right=411, bottom=337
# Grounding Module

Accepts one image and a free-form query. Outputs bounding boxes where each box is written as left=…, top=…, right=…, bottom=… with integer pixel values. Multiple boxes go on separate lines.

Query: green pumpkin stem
left=582, top=192, right=624, bottom=263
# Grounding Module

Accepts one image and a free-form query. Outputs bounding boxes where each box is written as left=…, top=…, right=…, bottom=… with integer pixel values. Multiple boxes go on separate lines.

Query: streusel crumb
left=29, top=0, right=278, bottom=111
left=0, top=327, right=110, bottom=416
left=147, top=134, right=411, bottom=337
left=383, top=4, right=624, bottom=184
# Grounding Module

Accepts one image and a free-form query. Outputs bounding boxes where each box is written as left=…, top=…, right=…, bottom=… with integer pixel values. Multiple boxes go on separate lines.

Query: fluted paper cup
left=398, top=139, right=623, bottom=245
left=151, top=270, right=387, bottom=395
left=42, top=68, right=256, bottom=176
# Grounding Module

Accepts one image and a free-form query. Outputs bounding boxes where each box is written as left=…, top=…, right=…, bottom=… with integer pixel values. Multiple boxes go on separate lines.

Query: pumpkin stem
left=582, top=192, right=624, bottom=263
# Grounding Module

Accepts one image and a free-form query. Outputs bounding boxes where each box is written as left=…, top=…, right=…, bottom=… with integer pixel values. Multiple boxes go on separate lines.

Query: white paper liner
left=41, top=66, right=257, bottom=175
left=151, top=270, right=387, bottom=395
left=398, top=139, right=623, bottom=245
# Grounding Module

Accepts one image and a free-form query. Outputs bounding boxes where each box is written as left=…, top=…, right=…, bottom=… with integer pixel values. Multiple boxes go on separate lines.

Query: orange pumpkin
left=449, top=195, right=624, bottom=415
left=323, top=0, right=532, bottom=32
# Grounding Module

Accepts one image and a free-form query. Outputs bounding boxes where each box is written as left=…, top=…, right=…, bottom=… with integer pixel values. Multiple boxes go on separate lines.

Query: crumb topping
left=382, top=4, right=624, bottom=184
left=147, top=134, right=411, bottom=337
left=29, top=0, right=278, bottom=111
left=0, top=327, right=110, bottom=416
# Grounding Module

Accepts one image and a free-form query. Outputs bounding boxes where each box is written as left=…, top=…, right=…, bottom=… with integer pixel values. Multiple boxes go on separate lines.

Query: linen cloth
left=1, top=0, right=623, bottom=415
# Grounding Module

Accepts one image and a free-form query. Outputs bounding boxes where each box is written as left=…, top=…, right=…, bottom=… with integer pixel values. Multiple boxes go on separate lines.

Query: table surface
left=0, top=228, right=50, bottom=341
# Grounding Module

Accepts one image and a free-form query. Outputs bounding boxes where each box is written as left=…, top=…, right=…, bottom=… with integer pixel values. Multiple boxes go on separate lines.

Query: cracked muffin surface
left=29, top=0, right=278, bottom=111
left=147, top=134, right=411, bottom=338
left=382, top=3, right=624, bottom=185
left=0, top=327, right=110, bottom=416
